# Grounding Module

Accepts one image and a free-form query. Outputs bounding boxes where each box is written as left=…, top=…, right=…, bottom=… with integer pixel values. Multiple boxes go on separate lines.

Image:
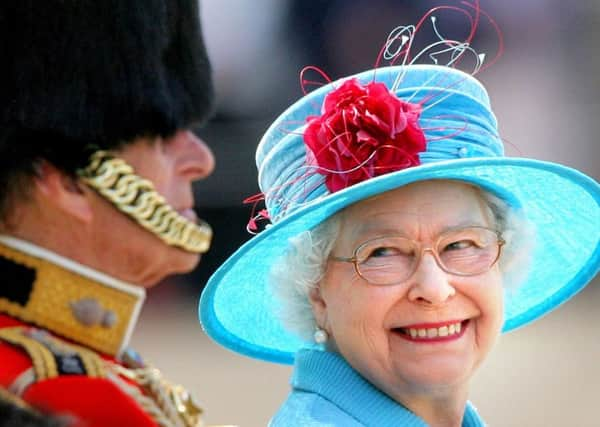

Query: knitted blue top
left=270, top=349, right=486, bottom=426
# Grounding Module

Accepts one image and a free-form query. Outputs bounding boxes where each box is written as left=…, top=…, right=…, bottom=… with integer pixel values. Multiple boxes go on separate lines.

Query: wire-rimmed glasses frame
left=330, top=226, right=506, bottom=286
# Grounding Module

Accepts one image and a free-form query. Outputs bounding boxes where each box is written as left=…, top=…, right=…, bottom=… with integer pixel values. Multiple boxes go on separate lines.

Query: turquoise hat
left=200, top=64, right=600, bottom=365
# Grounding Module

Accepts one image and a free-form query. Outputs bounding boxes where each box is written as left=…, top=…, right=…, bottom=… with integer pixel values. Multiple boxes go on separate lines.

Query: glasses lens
left=355, top=237, right=417, bottom=285
left=436, top=227, right=501, bottom=275
left=353, top=228, right=501, bottom=285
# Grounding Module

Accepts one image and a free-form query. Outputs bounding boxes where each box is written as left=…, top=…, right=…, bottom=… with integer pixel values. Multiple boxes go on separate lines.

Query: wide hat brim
left=200, top=157, right=600, bottom=364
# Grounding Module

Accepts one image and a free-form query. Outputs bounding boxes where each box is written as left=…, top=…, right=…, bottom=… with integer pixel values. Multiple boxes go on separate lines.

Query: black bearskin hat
left=0, top=0, right=213, bottom=199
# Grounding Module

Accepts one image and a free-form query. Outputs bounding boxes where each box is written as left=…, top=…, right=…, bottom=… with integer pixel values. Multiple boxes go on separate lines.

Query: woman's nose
left=406, top=252, right=456, bottom=305
left=171, top=130, right=216, bottom=181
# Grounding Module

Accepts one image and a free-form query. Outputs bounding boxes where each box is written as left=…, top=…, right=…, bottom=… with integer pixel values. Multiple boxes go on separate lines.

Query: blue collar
left=292, top=349, right=485, bottom=426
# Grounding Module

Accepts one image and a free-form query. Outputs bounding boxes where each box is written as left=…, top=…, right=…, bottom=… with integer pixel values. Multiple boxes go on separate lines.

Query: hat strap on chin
left=77, top=150, right=212, bottom=254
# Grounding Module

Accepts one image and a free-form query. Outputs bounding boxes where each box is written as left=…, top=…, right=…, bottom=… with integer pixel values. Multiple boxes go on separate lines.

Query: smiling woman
left=199, top=4, right=600, bottom=426
left=303, top=182, right=506, bottom=414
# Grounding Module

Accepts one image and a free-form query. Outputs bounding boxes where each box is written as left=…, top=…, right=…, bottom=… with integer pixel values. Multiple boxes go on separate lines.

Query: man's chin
left=140, top=244, right=203, bottom=288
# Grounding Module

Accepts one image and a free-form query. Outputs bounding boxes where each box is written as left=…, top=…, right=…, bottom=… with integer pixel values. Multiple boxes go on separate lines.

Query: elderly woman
left=200, top=32, right=600, bottom=427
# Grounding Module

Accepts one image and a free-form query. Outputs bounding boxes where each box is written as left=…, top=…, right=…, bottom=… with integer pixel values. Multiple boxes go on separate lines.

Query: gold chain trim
left=78, top=151, right=212, bottom=254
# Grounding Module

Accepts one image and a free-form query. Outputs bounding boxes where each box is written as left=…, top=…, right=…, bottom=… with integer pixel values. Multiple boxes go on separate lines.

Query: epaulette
left=0, top=326, right=105, bottom=394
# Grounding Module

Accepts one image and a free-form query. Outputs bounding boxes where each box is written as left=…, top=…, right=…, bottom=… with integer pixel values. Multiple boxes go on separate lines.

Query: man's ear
left=33, top=161, right=93, bottom=223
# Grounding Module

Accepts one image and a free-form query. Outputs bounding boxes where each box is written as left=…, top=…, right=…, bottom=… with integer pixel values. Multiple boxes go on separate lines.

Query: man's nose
left=406, top=251, right=456, bottom=305
left=171, top=130, right=215, bottom=181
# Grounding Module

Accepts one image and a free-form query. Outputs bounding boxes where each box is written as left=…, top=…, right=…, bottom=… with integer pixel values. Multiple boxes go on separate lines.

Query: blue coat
left=270, top=349, right=486, bottom=427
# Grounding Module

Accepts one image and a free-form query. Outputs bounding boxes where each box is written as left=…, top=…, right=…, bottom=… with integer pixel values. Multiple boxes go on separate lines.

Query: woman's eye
left=444, top=240, right=475, bottom=251
left=368, top=246, right=399, bottom=258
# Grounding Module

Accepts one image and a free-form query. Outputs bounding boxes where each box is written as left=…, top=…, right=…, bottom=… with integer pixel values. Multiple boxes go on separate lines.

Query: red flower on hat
left=304, top=78, right=426, bottom=192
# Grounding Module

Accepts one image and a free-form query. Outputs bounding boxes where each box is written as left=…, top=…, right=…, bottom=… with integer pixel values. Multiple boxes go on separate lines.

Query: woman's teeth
left=404, top=322, right=463, bottom=339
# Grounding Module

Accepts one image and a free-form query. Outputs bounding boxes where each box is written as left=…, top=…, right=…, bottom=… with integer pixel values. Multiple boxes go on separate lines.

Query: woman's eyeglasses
left=330, top=226, right=505, bottom=286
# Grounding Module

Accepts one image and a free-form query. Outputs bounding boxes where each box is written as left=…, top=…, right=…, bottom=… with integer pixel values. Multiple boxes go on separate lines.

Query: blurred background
left=131, top=1, right=600, bottom=426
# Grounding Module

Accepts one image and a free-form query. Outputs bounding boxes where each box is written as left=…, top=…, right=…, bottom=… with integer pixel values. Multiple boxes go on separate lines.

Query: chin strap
left=78, top=150, right=212, bottom=254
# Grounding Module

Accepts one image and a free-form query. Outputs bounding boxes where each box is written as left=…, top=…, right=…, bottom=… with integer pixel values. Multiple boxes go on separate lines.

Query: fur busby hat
left=0, top=0, right=213, bottom=201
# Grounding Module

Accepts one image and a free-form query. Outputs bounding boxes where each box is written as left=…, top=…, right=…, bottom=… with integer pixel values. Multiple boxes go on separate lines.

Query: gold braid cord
left=106, top=363, right=213, bottom=427
left=0, top=326, right=106, bottom=391
left=78, top=151, right=212, bottom=254
left=107, top=363, right=237, bottom=427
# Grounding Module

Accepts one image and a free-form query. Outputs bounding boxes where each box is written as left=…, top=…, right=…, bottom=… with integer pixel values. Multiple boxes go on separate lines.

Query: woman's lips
left=393, top=320, right=469, bottom=342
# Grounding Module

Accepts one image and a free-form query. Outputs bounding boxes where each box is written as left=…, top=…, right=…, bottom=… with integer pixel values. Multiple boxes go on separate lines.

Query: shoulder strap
left=0, top=326, right=105, bottom=387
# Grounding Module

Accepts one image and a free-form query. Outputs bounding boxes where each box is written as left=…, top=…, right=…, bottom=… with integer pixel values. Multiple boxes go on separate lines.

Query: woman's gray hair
left=269, top=185, right=536, bottom=342
left=270, top=216, right=341, bottom=342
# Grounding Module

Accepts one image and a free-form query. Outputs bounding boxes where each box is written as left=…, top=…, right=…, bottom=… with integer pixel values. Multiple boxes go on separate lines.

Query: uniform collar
left=0, top=235, right=145, bottom=357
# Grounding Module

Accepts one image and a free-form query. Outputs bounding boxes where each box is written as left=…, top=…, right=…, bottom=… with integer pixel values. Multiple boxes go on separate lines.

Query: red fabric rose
left=303, top=78, right=426, bottom=192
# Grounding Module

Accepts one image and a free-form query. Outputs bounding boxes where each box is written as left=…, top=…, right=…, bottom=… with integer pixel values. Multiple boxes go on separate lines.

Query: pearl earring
left=314, top=327, right=328, bottom=344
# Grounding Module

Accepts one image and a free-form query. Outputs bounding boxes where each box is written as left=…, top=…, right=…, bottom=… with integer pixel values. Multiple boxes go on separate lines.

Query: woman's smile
left=392, top=319, right=470, bottom=343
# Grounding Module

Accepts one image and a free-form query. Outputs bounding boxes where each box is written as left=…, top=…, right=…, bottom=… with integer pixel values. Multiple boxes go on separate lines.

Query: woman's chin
left=391, top=357, right=474, bottom=392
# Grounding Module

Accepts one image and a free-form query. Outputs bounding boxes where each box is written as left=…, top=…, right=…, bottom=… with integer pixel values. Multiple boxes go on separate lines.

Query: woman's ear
left=309, top=285, right=329, bottom=330
left=34, top=161, right=93, bottom=223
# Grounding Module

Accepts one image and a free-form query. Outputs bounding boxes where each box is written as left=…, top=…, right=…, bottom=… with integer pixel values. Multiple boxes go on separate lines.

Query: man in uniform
left=0, top=1, right=218, bottom=426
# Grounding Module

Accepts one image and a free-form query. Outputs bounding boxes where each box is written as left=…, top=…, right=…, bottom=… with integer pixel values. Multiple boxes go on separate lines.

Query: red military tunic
left=0, top=236, right=204, bottom=427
